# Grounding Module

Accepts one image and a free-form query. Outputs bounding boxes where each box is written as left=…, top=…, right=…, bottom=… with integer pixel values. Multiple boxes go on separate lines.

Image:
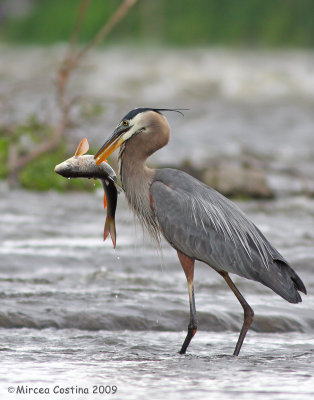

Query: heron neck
left=119, top=145, right=155, bottom=203
left=118, top=145, right=160, bottom=242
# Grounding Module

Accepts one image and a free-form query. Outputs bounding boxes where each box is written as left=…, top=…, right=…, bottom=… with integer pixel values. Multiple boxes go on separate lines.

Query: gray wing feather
left=151, top=169, right=305, bottom=303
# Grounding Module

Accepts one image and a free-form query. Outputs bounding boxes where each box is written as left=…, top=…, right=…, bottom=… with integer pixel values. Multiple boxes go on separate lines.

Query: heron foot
left=179, top=325, right=197, bottom=354
left=233, top=306, right=254, bottom=356
left=219, top=271, right=254, bottom=356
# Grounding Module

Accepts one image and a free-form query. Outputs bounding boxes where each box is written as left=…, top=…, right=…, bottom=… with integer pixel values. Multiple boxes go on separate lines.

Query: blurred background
left=1, top=0, right=314, bottom=193
left=0, top=2, right=314, bottom=399
left=2, top=0, right=314, bottom=46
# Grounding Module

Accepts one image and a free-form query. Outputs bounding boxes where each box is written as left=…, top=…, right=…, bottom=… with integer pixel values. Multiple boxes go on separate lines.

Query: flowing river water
left=0, top=46, right=314, bottom=399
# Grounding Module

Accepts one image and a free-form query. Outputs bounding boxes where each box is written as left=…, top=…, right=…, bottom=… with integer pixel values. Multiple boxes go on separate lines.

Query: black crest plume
left=122, top=107, right=188, bottom=121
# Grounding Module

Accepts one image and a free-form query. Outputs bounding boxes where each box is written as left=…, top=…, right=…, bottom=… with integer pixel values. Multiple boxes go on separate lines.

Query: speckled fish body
left=55, top=154, right=116, bottom=182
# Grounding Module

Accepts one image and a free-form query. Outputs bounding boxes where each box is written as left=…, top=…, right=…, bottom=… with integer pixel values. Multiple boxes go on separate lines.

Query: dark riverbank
left=2, top=0, right=314, bottom=48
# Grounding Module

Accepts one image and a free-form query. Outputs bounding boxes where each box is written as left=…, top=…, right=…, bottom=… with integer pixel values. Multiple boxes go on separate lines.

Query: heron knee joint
left=245, top=307, right=254, bottom=324
left=188, top=325, right=197, bottom=337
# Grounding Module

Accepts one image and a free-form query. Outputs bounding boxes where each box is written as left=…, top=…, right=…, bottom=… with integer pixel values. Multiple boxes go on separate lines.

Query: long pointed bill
left=94, top=127, right=128, bottom=165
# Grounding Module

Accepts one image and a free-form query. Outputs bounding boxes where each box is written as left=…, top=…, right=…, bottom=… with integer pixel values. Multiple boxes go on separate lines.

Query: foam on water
left=0, top=329, right=313, bottom=400
left=0, top=188, right=313, bottom=333
left=1, top=183, right=313, bottom=400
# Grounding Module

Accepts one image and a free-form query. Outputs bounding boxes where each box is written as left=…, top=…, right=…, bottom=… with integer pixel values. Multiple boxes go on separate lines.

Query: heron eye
left=122, top=121, right=128, bottom=127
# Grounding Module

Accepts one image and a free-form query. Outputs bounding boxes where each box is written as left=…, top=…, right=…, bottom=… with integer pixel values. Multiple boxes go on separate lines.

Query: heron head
left=94, top=108, right=184, bottom=164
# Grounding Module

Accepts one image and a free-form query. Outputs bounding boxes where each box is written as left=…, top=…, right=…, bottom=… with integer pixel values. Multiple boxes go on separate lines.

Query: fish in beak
left=54, top=138, right=119, bottom=248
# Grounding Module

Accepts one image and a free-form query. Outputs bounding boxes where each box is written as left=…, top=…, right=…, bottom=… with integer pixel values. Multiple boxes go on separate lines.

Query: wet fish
left=54, top=138, right=118, bottom=248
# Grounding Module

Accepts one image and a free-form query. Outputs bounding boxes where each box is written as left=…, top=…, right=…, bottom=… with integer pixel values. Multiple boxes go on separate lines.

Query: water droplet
left=117, top=256, right=120, bottom=260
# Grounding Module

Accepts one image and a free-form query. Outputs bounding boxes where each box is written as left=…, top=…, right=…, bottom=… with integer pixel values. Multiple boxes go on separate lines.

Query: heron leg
left=177, top=251, right=197, bottom=355
left=219, top=271, right=254, bottom=356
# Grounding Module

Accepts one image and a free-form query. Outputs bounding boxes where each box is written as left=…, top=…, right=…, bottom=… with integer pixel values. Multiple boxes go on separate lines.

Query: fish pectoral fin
left=74, top=137, right=89, bottom=157
left=104, top=216, right=116, bottom=249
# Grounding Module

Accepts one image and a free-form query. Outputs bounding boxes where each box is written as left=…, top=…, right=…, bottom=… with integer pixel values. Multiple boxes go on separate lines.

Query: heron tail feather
left=271, top=260, right=307, bottom=303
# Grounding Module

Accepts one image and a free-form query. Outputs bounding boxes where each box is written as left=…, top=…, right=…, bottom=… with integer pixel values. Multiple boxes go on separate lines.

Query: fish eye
left=122, top=120, right=128, bottom=127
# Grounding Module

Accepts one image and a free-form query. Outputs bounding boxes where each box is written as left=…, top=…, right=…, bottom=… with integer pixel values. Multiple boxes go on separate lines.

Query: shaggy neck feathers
left=118, top=111, right=170, bottom=242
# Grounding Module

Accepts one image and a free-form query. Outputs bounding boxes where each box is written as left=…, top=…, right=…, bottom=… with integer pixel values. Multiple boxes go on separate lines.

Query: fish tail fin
left=104, top=216, right=116, bottom=248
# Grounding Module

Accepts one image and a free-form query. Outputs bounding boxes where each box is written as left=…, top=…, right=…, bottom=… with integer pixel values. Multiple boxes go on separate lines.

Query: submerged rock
left=178, top=157, right=274, bottom=199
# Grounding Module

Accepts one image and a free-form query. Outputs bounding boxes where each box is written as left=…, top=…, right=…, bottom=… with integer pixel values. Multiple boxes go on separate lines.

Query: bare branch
left=74, top=0, right=138, bottom=66
left=68, top=0, right=92, bottom=51
left=6, top=0, right=138, bottom=186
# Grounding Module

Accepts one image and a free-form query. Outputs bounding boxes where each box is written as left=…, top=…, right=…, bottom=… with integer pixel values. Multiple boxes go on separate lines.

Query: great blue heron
left=94, top=107, right=306, bottom=356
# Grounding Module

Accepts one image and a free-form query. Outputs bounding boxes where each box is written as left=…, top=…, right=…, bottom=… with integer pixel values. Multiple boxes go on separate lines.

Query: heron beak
left=94, top=126, right=129, bottom=165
